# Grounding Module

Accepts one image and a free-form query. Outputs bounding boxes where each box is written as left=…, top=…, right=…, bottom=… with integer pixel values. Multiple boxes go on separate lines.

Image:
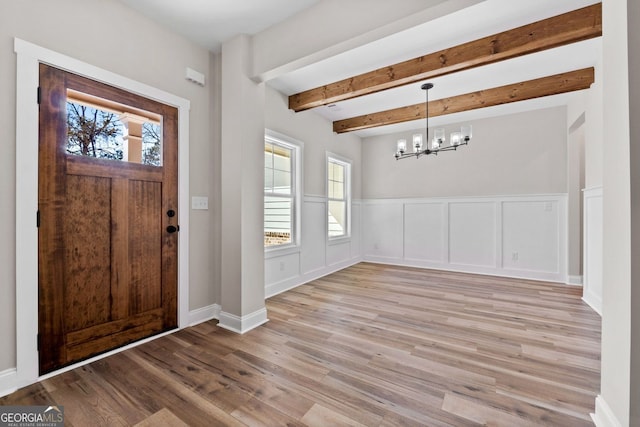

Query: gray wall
left=0, top=0, right=215, bottom=371
left=362, top=107, right=568, bottom=199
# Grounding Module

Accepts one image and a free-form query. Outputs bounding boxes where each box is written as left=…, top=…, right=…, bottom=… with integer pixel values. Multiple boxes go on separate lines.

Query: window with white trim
left=264, top=132, right=301, bottom=248
left=327, top=154, right=351, bottom=239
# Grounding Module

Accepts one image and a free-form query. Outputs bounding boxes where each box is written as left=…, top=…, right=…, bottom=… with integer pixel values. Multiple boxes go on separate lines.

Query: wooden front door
left=38, top=64, right=179, bottom=374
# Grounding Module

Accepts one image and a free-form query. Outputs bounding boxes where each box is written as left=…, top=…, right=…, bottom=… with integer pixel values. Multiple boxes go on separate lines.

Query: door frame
left=14, top=38, right=191, bottom=388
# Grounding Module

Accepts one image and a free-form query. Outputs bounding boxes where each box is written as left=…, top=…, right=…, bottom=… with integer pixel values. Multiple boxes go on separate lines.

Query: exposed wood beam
left=289, top=3, right=601, bottom=112
left=333, top=67, right=594, bottom=133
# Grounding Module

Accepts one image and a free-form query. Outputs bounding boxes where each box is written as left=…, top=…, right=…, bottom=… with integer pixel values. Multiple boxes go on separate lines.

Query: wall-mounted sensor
left=185, top=67, right=205, bottom=86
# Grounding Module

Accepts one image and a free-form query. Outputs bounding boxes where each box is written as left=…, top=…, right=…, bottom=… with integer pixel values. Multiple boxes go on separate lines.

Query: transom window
left=66, top=90, right=162, bottom=166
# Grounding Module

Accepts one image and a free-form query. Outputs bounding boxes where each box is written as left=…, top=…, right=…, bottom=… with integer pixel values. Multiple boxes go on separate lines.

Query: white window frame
left=326, top=152, right=351, bottom=242
left=264, top=129, right=303, bottom=254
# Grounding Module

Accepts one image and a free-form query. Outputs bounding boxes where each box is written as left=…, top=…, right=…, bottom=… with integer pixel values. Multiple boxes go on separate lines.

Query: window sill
left=265, top=244, right=301, bottom=259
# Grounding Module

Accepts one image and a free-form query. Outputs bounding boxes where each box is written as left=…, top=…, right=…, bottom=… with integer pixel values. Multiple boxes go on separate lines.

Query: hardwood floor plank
left=301, top=403, right=368, bottom=427
left=134, top=408, right=188, bottom=427
left=1, top=263, right=600, bottom=426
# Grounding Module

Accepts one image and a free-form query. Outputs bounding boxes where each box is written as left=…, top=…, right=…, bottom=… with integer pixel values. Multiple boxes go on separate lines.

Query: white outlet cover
left=192, top=196, right=208, bottom=210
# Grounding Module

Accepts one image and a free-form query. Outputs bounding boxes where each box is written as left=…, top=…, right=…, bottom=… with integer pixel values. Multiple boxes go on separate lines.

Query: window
left=66, top=90, right=162, bottom=166
left=327, top=154, right=351, bottom=239
left=264, top=131, right=302, bottom=248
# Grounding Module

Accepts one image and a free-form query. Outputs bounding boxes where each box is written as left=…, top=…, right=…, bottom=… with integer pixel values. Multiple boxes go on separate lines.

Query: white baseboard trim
left=0, top=368, right=18, bottom=398
left=265, top=257, right=362, bottom=298
left=567, top=275, right=583, bottom=286
left=189, top=303, right=221, bottom=326
left=218, top=307, right=269, bottom=334
left=363, top=256, right=566, bottom=284
left=583, top=291, right=603, bottom=316
left=592, top=395, right=623, bottom=427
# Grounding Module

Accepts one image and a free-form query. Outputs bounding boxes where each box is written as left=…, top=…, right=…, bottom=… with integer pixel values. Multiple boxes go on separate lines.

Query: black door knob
left=166, top=225, right=178, bottom=233
left=167, top=209, right=176, bottom=218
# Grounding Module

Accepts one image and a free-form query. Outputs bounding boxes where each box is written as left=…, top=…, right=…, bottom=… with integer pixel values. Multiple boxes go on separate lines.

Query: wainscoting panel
left=449, top=202, right=497, bottom=268
left=404, top=202, right=446, bottom=263
left=362, top=194, right=568, bottom=283
left=362, top=202, right=404, bottom=261
left=265, top=251, right=301, bottom=286
left=265, top=197, right=362, bottom=298
left=350, top=203, right=362, bottom=259
left=502, top=200, right=560, bottom=273
left=582, top=187, right=603, bottom=315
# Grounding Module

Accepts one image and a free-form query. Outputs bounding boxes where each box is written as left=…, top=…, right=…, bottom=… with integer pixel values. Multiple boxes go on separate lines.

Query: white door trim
left=13, top=38, right=190, bottom=390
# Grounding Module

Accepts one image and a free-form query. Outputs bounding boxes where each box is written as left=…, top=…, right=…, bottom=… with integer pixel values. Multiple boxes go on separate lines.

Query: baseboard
left=592, top=395, right=623, bottom=427
left=583, top=290, right=602, bottom=316
left=265, top=257, right=362, bottom=298
left=567, top=275, right=583, bottom=286
left=363, top=256, right=567, bottom=284
left=0, top=368, right=18, bottom=398
left=218, top=307, right=269, bottom=334
left=189, top=303, right=221, bottom=326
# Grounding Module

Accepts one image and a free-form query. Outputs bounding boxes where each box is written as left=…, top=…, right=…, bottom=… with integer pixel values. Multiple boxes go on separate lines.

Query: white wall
left=362, top=194, right=567, bottom=283
left=362, top=107, right=568, bottom=199
left=595, top=0, right=633, bottom=426
left=263, top=86, right=362, bottom=296
left=629, top=0, right=640, bottom=423
left=0, top=0, right=215, bottom=374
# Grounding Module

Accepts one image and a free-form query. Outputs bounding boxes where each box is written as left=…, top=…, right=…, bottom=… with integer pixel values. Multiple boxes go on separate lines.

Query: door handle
left=166, top=225, right=179, bottom=233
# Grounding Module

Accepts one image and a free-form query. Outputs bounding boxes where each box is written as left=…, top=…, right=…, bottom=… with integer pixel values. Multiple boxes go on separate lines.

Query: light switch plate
left=192, top=196, right=208, bottom=210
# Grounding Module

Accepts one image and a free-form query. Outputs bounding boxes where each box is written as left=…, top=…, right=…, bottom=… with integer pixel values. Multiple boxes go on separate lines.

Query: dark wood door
left=38, top=64, right=179, bottom=374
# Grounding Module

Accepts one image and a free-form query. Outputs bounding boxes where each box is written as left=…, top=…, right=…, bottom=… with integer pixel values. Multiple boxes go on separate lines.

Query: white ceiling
left=117, top=0, right=601, bottom=138
left=118, top=0, right=319, bottom=52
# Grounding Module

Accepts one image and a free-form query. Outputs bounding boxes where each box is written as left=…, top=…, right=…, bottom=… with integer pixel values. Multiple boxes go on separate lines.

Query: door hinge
left=36, top=210, right=40, bottom=228
left=37, top=86, right=41, bottom=104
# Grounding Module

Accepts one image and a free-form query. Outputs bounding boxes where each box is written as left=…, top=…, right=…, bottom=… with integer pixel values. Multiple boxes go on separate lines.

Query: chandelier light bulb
left=412, top=134, right=423, bottom=152
left=397, top=139, right=407, bottom=154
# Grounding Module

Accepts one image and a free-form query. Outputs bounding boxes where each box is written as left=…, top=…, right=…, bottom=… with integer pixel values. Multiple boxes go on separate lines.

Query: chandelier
left=395, top=83, right=472, bottom=160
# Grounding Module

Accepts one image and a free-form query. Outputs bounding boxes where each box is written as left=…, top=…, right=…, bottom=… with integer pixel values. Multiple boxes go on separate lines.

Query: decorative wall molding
left=361, top=194, right=568, bottom=283
left=266, top=257, right=362, bottom=298
left=218, top=308, right=269, bottom=334
left=583, top=187, right=603, bottom=315
left=265, top=197, right=362, bottom=298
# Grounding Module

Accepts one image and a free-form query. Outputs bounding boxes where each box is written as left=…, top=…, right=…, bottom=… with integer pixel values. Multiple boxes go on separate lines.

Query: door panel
left=38, top=64, right=178, bottom=374
left=64, top=174, right=112, bottom=331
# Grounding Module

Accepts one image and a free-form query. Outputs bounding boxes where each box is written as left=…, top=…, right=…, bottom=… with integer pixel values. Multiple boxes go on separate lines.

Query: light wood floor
left=1, top=263, right=601, bottom=426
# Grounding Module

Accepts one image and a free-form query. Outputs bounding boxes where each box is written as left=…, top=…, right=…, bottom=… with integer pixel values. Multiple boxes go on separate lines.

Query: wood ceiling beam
left=289, top=3, right=601, bottom=112
left=333, top=67, right=594, bottom=134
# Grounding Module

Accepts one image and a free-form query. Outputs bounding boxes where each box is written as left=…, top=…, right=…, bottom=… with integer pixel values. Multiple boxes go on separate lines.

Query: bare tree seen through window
left=142, top=122, right=161, bottom=166
left=66, top=102, right=123, bottom=160
left=66, top=101, right=162, bottom=166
